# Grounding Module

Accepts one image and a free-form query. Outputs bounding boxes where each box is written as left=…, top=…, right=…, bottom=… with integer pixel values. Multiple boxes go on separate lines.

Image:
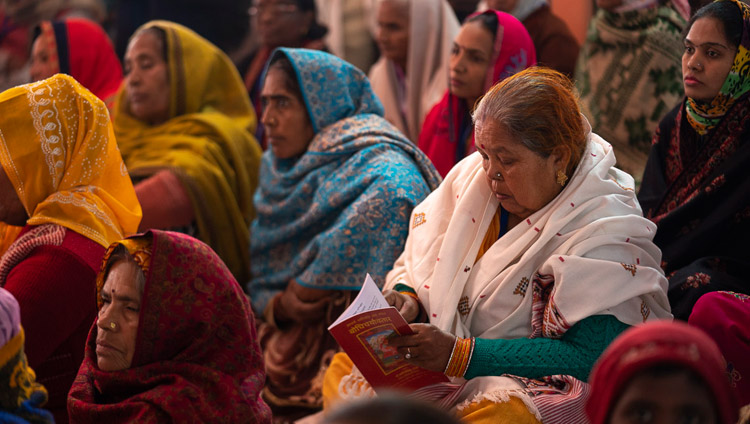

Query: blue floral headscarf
left=248, top=48, right=441, bottom=313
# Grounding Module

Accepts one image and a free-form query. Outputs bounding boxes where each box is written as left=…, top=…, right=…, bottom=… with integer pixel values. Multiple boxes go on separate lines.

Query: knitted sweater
left=465, top=314, right=629, bottom=381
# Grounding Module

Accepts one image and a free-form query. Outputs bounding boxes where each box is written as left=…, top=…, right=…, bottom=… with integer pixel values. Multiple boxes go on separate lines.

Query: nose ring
left=110, top=321, right=117, bottom=329
left=495, top=172, right=502, bottom=178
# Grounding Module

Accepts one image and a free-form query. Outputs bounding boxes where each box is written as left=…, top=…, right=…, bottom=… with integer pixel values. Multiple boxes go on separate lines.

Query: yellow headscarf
left=112, top=21, right=261, bottom=282
left=0, top=74, right=141, bottom=248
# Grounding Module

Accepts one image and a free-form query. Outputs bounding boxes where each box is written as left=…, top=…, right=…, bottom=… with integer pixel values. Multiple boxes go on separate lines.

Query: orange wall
left=550, top=0, right=593, bottom=45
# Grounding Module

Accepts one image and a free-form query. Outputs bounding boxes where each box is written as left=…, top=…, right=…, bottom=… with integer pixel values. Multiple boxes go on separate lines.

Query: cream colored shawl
left=368, top=0, right=459, bottom=142
left=385, top=132, right=671, bottom=339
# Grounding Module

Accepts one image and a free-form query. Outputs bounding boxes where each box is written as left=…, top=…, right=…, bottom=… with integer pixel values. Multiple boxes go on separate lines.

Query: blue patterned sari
left=248, top=48, right=441, bottom=313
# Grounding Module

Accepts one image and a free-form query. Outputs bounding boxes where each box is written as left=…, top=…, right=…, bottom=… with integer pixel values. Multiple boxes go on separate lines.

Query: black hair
left=684, top=1, right=744, bottom=48
left=293, top=0, right=328, bottom=40
left=267, top=53, right=304, bottom=101
left=466, top=10, right=500, bottom=39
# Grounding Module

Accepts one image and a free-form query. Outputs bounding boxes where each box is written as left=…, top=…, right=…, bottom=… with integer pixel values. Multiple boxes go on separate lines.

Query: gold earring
left=556, top=170, right=568, bottom=187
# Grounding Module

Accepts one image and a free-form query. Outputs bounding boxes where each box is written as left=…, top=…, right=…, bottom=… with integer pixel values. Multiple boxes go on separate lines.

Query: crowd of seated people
left=0, top=0, right=747, bottom=423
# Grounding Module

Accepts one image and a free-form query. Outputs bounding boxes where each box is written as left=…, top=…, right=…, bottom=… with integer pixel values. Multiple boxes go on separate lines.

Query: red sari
left=68, top=230, right=271, bottom=423
left=418, top=11, right=536, bottom=177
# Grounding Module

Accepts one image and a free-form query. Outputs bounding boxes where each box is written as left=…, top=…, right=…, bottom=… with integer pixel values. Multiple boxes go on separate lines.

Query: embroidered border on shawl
left=25, top=81, right=65, bottom=188
left=45, top=187, right=118, bottom=236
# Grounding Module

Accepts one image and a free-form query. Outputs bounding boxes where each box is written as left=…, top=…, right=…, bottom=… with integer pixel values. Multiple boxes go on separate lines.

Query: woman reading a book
left=68, top=230, right=272, bottom=423
left=247, top=48, right=441, bottom=418
left=322, top=67, right=672, bottom=423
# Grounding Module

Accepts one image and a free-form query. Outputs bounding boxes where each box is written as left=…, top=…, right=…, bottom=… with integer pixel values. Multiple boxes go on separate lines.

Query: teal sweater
left=464, top=314, right=629, bottom=381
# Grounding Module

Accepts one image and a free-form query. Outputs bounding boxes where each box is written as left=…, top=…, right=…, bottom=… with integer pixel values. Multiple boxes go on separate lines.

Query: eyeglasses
left=249, top=2, right=299, bottom=17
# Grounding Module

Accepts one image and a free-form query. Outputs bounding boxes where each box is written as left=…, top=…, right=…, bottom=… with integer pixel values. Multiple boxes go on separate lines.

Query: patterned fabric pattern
left=68, top=230, right=271, bottom=423
left=0, top=74, right=141, bottom=248
left=576, top=3, right=686, bottom=181
left=0, top=224, right=65, bottom=287
left=685, top=0, right=750, bottom=135
left=248, top=48, right=441, bottom=314
left=0, top=329, right=53, bottom=424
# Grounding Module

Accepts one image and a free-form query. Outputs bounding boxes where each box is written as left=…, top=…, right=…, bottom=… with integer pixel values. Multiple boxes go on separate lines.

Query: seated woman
left=586, top=321, right=739, bottom=424
left=0, top=74, right=141, bottom=423
left=68, top=230, right=272, bottom=423
left=638, top=0, right=750, bottom=320
left=369, top=0, right=459, bottom=142
left=323, top=67, right=672, bottom=423
left=576, top=0, right=687, bottom=185
left=0, top=288, right=54, bottom=424
left=248, top=48, right=441, bottom=417
left=482, top=0, right=579, bottom=77
left=30, top=18, right=123, bottom=109
left=419, top=10, right=536, bottom=177
left=239, top=0, right=328, bottom=124
left=113, top=21, right=262, bottom=283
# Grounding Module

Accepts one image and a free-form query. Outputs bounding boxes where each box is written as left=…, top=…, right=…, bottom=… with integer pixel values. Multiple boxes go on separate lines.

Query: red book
left=328, top=275, right=449, bottom=391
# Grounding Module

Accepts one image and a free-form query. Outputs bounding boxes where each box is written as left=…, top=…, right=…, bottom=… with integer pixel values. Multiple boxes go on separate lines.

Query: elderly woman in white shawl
left=323, top=67, right=671, bottom=423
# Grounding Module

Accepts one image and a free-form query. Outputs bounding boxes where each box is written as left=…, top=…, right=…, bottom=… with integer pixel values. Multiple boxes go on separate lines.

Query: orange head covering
left=0, top=74, right=141, bottom=247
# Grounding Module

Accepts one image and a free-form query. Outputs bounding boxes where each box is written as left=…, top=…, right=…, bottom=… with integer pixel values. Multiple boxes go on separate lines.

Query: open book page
left=329, top=274, right=390, bottom=328
left=328, top=274, right=449, bottom=391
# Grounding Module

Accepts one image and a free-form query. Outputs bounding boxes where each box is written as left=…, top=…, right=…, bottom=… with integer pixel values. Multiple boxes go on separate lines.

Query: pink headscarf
left=586, top=320, right=739, bottom=424
left=0, top=287, right=20, bottom=347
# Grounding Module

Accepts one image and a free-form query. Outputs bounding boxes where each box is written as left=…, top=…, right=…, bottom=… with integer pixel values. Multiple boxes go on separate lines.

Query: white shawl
left=339, top=133, right=671, bottom=422
left=368, top=0, right=459, bottom=142
left=385, top=132, right=671, bottom=340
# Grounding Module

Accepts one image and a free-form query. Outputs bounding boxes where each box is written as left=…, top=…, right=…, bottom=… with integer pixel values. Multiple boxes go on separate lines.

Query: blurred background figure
left=323, top=395, right=462, bottom=424
left=419, top=10, right=536, bottom=177
left=448, top=0, right=483, bottom=22
left=30, top=18, right=122, bottom=109
left=587, top=320, right=739, bottom=424
left=478, top=0, right=579, bottom=77
left=315, top=0, right=376, bottom=72
left=113, top=21, right=261, bottom=284
left=238, top=0, right=328, bottom=140
left=576, top=0, right=688, bottom=186
left=369, top=0, right=459, bottom=142
left=0, top=287, right=54, bottom=424
left=0, top=0, right=106, bottom=91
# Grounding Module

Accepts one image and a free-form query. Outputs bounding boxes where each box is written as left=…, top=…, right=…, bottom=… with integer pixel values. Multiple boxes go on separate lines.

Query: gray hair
left=471, top=67, right=586, bottom=175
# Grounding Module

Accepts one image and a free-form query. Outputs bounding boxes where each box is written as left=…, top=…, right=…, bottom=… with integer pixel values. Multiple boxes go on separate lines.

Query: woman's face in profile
left=96, top=260, right=142, bottom=371
left=682, top=17, right=736, bottom=102
left=260, top=66, right=314, bottom=159
left=449, top=20, right=494, bottom=105
left=124, top=30, right=170, bottom=126
left=29, top=36, right=57, bottom=83
left=608, top=369, right=718, bottom=424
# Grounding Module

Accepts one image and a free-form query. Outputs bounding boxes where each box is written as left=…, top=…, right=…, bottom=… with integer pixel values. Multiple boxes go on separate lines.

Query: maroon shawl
left=68, top=230, right=271, bottom=423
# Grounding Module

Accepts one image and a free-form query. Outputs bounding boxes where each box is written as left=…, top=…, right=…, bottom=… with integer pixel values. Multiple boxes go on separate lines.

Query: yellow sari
left=113, top=21, right=260, bottom=282
left=0, top=74, right=141, bottom=248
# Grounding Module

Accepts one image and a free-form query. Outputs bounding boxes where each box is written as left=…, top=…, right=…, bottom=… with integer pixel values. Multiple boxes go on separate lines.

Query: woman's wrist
left=394, top=284, right=427, bottom=323
left=444, top=337, right=475, bottom=378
